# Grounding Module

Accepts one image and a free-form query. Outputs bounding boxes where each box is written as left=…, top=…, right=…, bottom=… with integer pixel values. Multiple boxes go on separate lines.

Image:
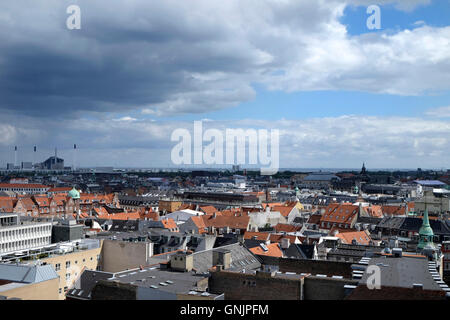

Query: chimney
left=14, top=146, right=18, bottom=168
left=33, top=146, right=37, bottom=167
left=73, top=144, right=77, bottom=171
left=213, top=250, right=231, bottom=270
left=281, top=238, right=290, bottom=249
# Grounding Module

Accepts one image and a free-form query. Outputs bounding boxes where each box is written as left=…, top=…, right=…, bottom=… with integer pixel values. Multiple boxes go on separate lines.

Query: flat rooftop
left=358, top=256, right=442, bottom=291
left=105, top=266, right=210, bottom=295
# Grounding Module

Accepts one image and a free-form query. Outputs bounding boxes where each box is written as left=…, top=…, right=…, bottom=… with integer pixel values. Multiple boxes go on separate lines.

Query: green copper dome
left=68, top=187, right=80, bottom=200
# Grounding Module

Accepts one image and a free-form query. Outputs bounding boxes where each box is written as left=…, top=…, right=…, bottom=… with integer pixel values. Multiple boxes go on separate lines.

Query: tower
left=417, top=209, right=438, bottom=261
left=360, top=162, right=367, bottom=175
left=418, top=209, right=434, bottom=250
left=68, top=187, right=81, bottom=218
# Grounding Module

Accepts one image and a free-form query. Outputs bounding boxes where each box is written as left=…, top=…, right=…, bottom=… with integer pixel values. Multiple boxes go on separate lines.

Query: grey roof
left=0, top=263, right=58, bottom=284
left=284, top=244, right=315, bottom=259
left=377, top=217, right=405, bottom=230
left=413, top=180, right=446, bottom=186
left=165, top=210, right=198, bottom=222
left=102, top=267, right=208, bottom=295
left=303, top=173, right=341, bottom=182
left=146, top=242, right=261, bottom=274
left=358, top=256, right=443, bottom=291
left=192, top=242, right=261, bottom=273
left=67, top=269, right=115, bottom=300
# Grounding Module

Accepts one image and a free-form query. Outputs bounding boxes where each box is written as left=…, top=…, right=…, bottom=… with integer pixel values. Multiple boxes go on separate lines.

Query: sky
left=0, top=0, right=449, bottom=170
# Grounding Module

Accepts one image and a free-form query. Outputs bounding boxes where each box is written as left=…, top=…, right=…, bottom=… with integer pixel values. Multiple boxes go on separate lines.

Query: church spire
left=360, top=162, right=367, bottom=175
left=418, top=209, right=434, bottom=250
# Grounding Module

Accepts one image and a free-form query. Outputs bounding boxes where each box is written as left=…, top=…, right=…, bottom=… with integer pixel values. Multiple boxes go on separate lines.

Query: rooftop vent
left=413, top=283, right=423, bottom=289
left=392, top=248, right=403, bottom=257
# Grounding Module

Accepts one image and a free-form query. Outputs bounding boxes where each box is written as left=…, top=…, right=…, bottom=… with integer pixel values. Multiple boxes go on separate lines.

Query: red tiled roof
left=161, top=218, right=178, bottom=230
left=199, top=206, right=217, bottom=215
left=249, top=243, right=283, bottom=257
left=243, top=232, right=270, bottom=241
left=97, top=211, right=141, bottom=220
left=307, top=214, right=322, bottom=225
left=381, top=205, right=406, bottom=216
left=190, top=216, right=207, bottom=234
left=271, top=204, right=296, bottom=218
left=363, top=205, right=383, bottom=218
left=0, top=199, right=16, bottom=212
left=336, top=230, right=372, bottom=245
left=273, top=223, right=301, bottom=233
left=201, top=214, right=250, bottom=230
left=0, top=183, right=49, bottom=189
left=47, top=187, right=72, bottom=193
left=320, top=203, right=358, bottom=225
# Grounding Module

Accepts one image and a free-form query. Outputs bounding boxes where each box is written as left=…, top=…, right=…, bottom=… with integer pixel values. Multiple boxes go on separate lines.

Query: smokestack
left=33, top=146, right=37, bottom=167
left=73, top=144, right=77, bottom=171
left=14, top=146, right=17, bottom=168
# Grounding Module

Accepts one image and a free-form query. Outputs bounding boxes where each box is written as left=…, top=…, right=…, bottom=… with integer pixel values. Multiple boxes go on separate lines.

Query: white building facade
left=0, top=213, right=52, bottom=255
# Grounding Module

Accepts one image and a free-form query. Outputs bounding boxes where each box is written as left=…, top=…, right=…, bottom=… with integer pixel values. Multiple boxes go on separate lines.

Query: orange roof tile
left=249, top=243, right=283, bottom=257
left=190, top=216, right=207, bottom=234
left=243, top=232, right=270, bottom=241
left=273, top=223, right=301, bottom=233
left=199, top=205, right=218, bottom=215
left=201, top=214, right=250, bottom=230
left=336, top=230, right=372, bottom=245
left=161, top=218, right=178, bottom=230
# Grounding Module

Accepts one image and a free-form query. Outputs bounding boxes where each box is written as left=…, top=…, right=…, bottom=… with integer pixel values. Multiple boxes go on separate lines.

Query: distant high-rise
left=39, top=148, right=64, bottom=170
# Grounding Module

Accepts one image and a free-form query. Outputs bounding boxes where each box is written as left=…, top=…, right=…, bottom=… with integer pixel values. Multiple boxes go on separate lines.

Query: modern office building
left=0, top=213, right=52, bottom=256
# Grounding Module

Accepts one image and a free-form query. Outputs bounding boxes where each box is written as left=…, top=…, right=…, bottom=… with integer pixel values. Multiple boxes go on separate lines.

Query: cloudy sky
left=0, top=0, right=449, bottom=170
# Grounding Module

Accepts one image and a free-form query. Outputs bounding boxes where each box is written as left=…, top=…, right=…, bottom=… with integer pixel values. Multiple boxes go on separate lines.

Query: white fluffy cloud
left=0, top=0, right=449, bottom=116
left=1, top=114, right=449, bottom=168
left=425, top=106, right=450, bottom=118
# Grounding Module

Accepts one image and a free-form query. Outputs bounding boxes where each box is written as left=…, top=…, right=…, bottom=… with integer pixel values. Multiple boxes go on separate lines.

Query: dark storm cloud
left=0, top=1, right=263, bottom=118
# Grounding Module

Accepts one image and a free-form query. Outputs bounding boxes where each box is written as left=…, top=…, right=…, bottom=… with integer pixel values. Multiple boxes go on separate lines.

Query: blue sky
left=122, top=1, right=450, bottom=123
left=343, top=0, right=450, bottom=35
left=0, top=0, right=449, bottom=169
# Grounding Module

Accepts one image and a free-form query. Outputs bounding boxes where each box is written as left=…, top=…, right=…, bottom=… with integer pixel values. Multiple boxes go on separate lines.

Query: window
left=55, top=263, right=61, bottom=271
left=66, top=261, right=71, bottom=268
left=59, top=288, right=62, bottom=294
left=66, top=273, right=70, bottom=281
